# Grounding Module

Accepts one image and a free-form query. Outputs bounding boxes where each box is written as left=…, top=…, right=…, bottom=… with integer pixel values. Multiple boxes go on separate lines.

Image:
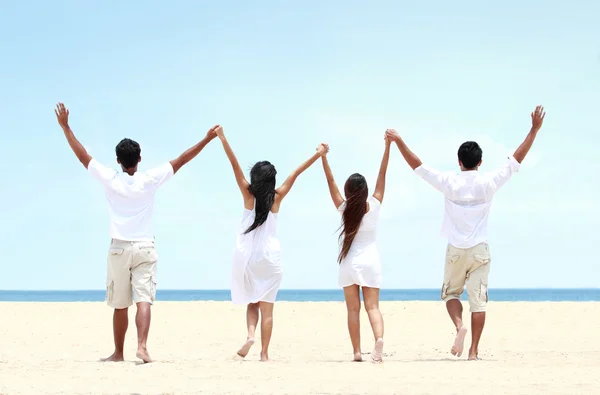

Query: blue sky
left=1, top=0, right=598, bottom=290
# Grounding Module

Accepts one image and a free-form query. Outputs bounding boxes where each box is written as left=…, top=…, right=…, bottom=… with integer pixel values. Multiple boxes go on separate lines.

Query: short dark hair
left=115, top=138, right=141, bottom=169
left=457, top=141, right=482, bottom=169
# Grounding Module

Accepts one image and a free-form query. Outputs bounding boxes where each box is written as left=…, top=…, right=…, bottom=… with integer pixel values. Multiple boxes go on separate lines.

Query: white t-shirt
left=88, top=159, right=174, bottom=241
left=414, top=156, right=521, bottom=249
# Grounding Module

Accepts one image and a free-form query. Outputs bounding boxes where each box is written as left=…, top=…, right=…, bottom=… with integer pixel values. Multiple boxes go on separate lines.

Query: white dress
left=231, top=207, right=282, bottom=305
left=337, top=196, right=382, bottom=288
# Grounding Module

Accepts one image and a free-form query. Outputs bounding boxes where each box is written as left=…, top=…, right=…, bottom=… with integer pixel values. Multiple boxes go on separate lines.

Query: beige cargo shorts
left=105, top=239, right=158, bottom=309
left=441, top=242, right=491, bottom=313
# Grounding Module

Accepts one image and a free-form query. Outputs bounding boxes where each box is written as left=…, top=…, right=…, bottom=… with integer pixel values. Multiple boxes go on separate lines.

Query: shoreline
left=2, top=300, right=600, bottom=304
left=1, top=288, right=599, bottom=303
left=2, top=287, right=598, bottom=291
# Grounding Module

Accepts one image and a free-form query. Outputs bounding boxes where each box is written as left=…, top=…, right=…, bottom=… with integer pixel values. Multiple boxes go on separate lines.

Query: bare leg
left=135, top=302, right=152, bottom=363
left=446, top=299, right=467, bottom=357
left=469, top=312, right=485, bottom=360
left=446, top=299, right=463, bottom=330
left=362, top=287, right=384, bottom=340
left=363, top=287, right=384, bottom=362
left=465, top=258, right=490, bottom=361
left=102, top=308, right=128, bottom=362
left=343, top=285, right=362, bottom=361
left=237, top=303, right=259, bottom=357
left=258, top=302, right=274, bottom=361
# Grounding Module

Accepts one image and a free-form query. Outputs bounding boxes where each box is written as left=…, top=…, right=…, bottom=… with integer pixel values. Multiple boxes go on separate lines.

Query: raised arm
left=275, top=144, right=328, bottom=204
left=214, top=126, right=253, bottom=204
left=320, top=148, right=344, bottom=209
left=513, top=105, right=545, bottom=163
left=386, top=129, right=448, bottom=192
left=485, top=105, right=546, bottom=192
left=169, top=125, right=219, bottom=174
left=55, top=103, right=92, bottom=169
left=373, top=132, right=392, bottom=203
left=385, top=129, right=422, bottom=170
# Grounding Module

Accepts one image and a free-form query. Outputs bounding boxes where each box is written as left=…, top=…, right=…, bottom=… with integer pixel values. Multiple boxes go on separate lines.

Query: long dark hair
left=338, top=173, right=369, bottom=263
left=244, top=161, right=277, bottom=234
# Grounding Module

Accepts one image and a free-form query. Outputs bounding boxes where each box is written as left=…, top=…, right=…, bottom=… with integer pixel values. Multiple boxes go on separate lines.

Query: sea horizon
left=0, top=288, right=598, bottom=302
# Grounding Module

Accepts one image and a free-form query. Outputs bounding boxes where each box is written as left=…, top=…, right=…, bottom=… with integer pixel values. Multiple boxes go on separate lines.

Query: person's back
left=339, top=195, right=380, bottom=258
left=215, top=126, right=327, bottom=361
left=320, top=134, right=391, bottom=363
left=387, top=105, right=546, bottom=361
left=236, top=205, right=281, bottom=285
left=433, top=160, right=518, bottom=248
left=89, top=160, right=172, bottom=241
left=55, top=102, right=220, bottom=364
left=245, top=209, right=278, bottom=264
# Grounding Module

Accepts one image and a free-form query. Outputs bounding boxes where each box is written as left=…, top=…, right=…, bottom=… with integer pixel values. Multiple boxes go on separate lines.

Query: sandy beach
left=0, top=301, right=598, bottom=394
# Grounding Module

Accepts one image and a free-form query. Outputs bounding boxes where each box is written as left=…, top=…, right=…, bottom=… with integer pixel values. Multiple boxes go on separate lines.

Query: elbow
left=79, top=154, right=92, bottom=168
left=411, top=160, right=422, bottom=170
left=171, top=158, right=185, bottom=172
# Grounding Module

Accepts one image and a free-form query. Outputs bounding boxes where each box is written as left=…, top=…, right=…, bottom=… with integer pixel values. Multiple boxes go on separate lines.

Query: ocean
left=0, top=289, right=598, bottom=302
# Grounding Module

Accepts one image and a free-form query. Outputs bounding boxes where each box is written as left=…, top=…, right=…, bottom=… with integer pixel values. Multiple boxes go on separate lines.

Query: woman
left=320, top=131, right=391, bottom=363
left=215, top=125, right=328, bottom=361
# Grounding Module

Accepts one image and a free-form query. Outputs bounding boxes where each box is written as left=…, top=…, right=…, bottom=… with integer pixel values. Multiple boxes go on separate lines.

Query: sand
left=0, top=301, right=599, bottom=394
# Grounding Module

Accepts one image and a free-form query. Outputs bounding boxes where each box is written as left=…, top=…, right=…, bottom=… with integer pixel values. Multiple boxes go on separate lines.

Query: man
left=55, top=102, right=219, bottom=363
left=386, top=105, right=546, bottom=360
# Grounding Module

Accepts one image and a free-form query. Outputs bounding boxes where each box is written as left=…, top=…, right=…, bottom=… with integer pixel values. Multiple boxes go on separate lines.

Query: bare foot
left=371, top=338, right=384, bottom=363
left=353, top=352, right=363, bottom=362
left=468, top=349, right=480, bottom=361
left=100, top=353, right=124, bottom=362
left=451, top=326, right=468, bottom=357
left=136, top=348, right=152, bottom=363
left=260, top=352, right=269, bottom=362
left=236, top=338, right=255, bottom=358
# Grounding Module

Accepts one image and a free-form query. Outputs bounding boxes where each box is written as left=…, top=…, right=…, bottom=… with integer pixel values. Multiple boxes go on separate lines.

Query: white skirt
left=338, top=243, right=382, bottom=288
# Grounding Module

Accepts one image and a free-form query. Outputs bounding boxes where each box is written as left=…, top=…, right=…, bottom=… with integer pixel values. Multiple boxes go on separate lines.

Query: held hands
left=385, top=128, right=400, bottom=144
left=384, top=132, right=391, bottom=147
left=317, top=143, right=329, bottom=156
left=531, top=105, right=546, bottom=131
left=54, top=103, right=69, bottom=129
left=206, top=124, right=222, bottom=139
left=214, top=125, right=224, bottom=139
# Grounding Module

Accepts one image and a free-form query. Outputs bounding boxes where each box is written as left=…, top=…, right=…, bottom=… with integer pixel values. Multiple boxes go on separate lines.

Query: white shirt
left=414, top=156, right=520, bottom=249
left=88, top=159, right=174, bottom=241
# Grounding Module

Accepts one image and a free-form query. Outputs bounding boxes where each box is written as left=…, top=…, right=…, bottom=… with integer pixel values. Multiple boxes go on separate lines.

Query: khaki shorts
left=105, top=239, right=158, bottom=309
left=441, top=242, right=491, bottom=313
